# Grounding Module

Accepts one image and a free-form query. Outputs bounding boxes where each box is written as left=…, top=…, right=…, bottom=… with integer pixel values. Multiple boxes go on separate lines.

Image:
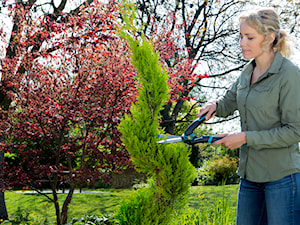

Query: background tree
left=133, top=0, right=300, bottom=134
left=0, top=0, right=96, bottom=220
left=0, top=1, right=138, bottom=224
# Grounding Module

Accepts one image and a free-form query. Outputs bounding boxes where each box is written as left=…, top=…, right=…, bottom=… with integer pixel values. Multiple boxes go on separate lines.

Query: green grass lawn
left=188, top=184, right=238, bottom=209
left=3, top=184, right=239, bottom=224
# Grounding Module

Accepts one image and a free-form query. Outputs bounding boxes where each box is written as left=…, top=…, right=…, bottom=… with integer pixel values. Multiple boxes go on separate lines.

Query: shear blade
left=156, top=134, right=180, bottom=139
left=157, top=137, right=183, bottom=144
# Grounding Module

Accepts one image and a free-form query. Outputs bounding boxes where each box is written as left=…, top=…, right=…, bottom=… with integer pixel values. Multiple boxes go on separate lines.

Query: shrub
left=1, top=207, right=30, bottom=224
left=195, top=156, right=238, bottom=185
left=68, top=214, right=118, bottom=225
left=0, top=207, right=51, bottom=225
left=116, top=187, right=153, bottom=225
left=117, top=2, right=195, bottom=224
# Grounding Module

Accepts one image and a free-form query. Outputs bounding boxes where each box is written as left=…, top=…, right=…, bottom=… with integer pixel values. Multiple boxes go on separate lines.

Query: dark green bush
left=0, top=207, right=51, bottom=225
left=3, top=207, right=30, bottom=224
left=196, top=156, right=239, bottom=185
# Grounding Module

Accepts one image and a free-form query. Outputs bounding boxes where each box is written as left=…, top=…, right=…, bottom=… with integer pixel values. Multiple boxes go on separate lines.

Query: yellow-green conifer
left=117, top=1, right=195, bottom=224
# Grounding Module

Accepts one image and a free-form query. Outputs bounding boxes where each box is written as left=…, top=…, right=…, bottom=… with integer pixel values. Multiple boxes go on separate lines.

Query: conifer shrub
left=116, top=1, right=195, bottom=224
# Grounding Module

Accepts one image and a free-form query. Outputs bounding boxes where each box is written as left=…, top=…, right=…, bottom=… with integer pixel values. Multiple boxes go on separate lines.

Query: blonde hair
left=239, top=7, right=293, bottom=58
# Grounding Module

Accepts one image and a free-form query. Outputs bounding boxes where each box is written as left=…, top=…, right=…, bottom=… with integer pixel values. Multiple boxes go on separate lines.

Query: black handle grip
left=183, top=113, right=207, bottom=137
left=185, top=136, right=223, bottom=145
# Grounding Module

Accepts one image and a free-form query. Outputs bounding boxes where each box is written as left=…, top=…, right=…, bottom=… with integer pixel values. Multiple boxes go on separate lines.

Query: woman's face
left=239, top=21, right=266, bottom=60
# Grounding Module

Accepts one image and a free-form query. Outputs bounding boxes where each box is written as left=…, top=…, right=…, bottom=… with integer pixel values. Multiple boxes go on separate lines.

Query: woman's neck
left=251, top=50, right=275, bottom=84
left=254, top=50, right=276, bottom=76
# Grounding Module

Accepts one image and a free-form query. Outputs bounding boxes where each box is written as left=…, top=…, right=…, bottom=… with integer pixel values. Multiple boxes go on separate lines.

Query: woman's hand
left=213, top=132, right=247, bottom=150
left=198, top=100, right=217, bottom=121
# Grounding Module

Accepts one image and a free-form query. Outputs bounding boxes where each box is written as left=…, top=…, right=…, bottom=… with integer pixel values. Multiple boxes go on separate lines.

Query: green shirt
left=216, top=51, right=300, bottom=182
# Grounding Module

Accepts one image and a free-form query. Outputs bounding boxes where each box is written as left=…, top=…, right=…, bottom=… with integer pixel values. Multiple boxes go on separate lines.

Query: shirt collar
left=244, top=51, right=284, bottom=77
left=267, top=51, right=284, bottom=74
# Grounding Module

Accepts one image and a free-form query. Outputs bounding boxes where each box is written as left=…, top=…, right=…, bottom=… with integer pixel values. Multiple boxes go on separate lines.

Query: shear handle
left=183, top=112, right=207, bottom=137
left=187, top=136, right=223, bottom=145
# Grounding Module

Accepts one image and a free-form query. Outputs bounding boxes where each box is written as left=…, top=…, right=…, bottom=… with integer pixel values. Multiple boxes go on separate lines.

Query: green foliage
left=117, top=1, right=195, bottom=224
left=88, top=178, right=111, bottom=189
left=1, top=212, right=118, bottom=225
left=117, top=187, right=154, bottom=225
left=68, top=214, right=118, bottom=225
left=0, top=207, right=51, bottom=225
left=179, top=186, right=236, bottom=225
left=2, top=207, right=30, bottom=224
left=195, top=156, right=238, bottom=185
left=117, top=183, right=187, bottom=225
left=208, top=156, right=238, bottom=183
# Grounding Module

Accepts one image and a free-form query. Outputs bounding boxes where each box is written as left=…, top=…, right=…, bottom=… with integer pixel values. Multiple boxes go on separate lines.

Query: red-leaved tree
left=0, top=1, right=137, bottom=224
left=0, top=0, right=197, bottom=223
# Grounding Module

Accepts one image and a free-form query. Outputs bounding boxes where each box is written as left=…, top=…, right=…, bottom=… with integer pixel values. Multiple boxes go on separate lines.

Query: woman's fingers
left=212, top=133, right=228, bottom=145
left=198, top=100, right=217, bottom=121
left=213, top=132, right=247, bottom=150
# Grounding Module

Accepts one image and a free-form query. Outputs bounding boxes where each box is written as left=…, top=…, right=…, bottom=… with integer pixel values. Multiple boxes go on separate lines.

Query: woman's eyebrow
left=240, top=32, right=256, bottom=36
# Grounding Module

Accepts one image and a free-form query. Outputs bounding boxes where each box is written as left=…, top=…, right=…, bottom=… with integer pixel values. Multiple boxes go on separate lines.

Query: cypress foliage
left=117, top=2, right=195, bottom=224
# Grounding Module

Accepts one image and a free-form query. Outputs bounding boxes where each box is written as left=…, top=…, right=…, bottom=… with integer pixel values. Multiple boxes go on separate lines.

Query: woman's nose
left=239, top=38, right=244, bottom=47
left=239, top=37, right=247, bottom=47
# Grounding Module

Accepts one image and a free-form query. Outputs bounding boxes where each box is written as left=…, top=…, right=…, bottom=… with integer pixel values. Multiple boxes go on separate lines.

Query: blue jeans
left=236, top=173, right=300, bottom=225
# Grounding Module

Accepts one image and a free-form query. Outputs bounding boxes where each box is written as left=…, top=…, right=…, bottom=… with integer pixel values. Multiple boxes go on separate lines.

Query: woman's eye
left=248, top=37, right=254, bottom=40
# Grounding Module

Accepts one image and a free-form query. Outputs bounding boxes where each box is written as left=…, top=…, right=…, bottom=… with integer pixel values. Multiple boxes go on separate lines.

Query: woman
left=198, top=7, right=300, bottom=225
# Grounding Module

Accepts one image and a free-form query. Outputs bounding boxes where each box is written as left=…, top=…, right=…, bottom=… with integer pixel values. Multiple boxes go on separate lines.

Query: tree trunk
left=0, top=135, right=8, bottom=220
left=160, top=99, right=184, bottom=134
left=0, top=162, right=8, bottom=220
left=52, top=182, right=62, bottom=225
left=61, top=184, right=75, bottom=224
left=0, top=192, right=7, bottom=220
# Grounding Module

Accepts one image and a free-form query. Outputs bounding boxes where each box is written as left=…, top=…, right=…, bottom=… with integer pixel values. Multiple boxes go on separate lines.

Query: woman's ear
left=269, top=32, right=276, bottom=45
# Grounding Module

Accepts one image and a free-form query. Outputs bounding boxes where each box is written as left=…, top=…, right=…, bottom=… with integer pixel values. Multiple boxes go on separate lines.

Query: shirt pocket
left=248, top=84, right=277, bottom=109
left=254, top=84, right=271, bottom=92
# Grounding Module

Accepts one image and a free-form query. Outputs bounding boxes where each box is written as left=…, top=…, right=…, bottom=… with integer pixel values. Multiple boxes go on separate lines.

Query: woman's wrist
left=241, top=132, right=247, bottom=144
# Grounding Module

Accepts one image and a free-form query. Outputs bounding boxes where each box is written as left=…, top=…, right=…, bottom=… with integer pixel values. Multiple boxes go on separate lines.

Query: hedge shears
left=157, top=112, right=223, bottom=145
